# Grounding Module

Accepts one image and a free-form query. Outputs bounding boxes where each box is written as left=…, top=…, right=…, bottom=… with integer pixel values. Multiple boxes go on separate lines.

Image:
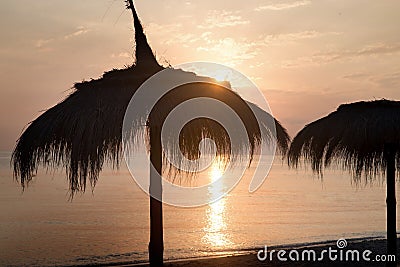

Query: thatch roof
left=288, top=99, right=400, bottom=180
left=12, top=1, right=289, bottom=193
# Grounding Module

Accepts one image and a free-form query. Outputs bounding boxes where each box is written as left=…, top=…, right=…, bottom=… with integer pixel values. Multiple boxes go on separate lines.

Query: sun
left=210, top=165, right=223, bottom=182
left=209, top=158, right=225, bottom=182
left=211, top=68, right=232, bottom=82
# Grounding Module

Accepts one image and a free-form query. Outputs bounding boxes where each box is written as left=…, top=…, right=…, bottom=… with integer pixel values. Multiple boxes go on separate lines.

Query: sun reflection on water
left=202, top=159, right=232, bottom=248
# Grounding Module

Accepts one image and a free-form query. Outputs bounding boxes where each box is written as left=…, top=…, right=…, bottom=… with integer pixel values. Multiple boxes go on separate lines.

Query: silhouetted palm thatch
left=12, top=2, right=289, bottom=194
left=288, top=99, right=400, bottom=261
left=288, top=100, right=400, bottom=180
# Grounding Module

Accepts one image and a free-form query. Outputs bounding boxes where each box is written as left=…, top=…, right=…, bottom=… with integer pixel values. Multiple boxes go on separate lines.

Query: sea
left=0, top=151, right=395, bottom=266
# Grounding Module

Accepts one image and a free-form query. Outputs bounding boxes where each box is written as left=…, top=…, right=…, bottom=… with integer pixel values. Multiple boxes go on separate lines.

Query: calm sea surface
left=0, top=151, right=395, bottom=266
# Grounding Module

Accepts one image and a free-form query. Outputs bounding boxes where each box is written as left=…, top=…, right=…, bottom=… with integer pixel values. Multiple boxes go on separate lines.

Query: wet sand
left=128, top=237, right=398, bottom=267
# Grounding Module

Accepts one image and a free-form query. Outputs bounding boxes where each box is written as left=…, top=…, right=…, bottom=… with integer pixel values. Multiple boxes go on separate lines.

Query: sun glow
left=182, top=63, right=234, bottom=83
left=210, top=164, right=223, bottom=182
left=212, top=71, right=229, bottom=82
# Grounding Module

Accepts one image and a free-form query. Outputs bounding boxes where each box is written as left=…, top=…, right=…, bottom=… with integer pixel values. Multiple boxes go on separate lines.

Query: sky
left=0, top=0, right=399, bottom=151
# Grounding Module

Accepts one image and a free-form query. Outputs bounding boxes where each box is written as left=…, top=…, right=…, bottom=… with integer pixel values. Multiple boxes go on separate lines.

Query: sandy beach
left=126, top=237, right=398, bottom=267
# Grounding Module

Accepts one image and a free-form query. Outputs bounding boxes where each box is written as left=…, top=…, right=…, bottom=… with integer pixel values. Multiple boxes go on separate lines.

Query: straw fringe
left=12, top=1, right=289, bottom=195
left=288, top=99, right=400, bottom=181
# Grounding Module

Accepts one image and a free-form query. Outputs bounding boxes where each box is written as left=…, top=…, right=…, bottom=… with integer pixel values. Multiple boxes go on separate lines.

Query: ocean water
left=0, top=151, right=395, bottom=266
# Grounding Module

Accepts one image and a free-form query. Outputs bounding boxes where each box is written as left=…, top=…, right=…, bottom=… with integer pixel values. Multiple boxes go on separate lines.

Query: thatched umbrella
left=288, top=100, right=399, bottom=264
left=12, top=1, right=290, bottom=266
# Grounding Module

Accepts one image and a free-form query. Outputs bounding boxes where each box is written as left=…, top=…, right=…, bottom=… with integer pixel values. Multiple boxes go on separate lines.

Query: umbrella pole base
left=149, top=125, right=164, bottom=267
left=385, top=144, right=397, bottom=267
left=149, top=241, right=164, bottom=267
left=148, top=197, right=164, bottom=267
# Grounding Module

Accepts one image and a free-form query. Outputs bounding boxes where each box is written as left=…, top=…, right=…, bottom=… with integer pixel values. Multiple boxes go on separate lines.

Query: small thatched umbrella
left=12, top=1, right=290, bottom=266
left=288, top=100, right=399, bottom=264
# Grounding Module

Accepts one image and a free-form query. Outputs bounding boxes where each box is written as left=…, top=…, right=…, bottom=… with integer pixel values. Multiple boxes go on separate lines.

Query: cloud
left=35, top=38, right=54, bottom=49
left=63, top=26, right=90, bottom=40
left=342, top=72, right=372, bottom=81
left=197, top=30, right=340, bottom=66
left=146, top=21, right=340, bottom=68
left=193, top=30, right=339, bottom=67
left=341, top=71, right=400, bottom=97
left=34, top=26, right=91, bottom=50
left=281, top=53, right=340, bottom=68
left=371, top=71, right=400, bottom=89
left=146, top=22, right=201, bottom=47
left=356, top=43, right=400, bottom=56
left=342, top=70, right=400, bottom=90
left=111, top=52, right=132, bottom=59
left=282, top=42, right=400, bottom=68
left=264, top=31, right=341, bottom=45
left=198, top=10, right=249, bottom=29
left=197, top=37, right=260, bottom=66
left=164, top=33, right=199, bottom=47
left=146, top=22, right=183, bottom=35
left=255, top=0, right=311, bottom=11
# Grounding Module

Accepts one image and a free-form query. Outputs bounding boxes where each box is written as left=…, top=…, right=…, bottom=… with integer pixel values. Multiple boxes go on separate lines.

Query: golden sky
left=0, top=0, right=399, bottom=150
